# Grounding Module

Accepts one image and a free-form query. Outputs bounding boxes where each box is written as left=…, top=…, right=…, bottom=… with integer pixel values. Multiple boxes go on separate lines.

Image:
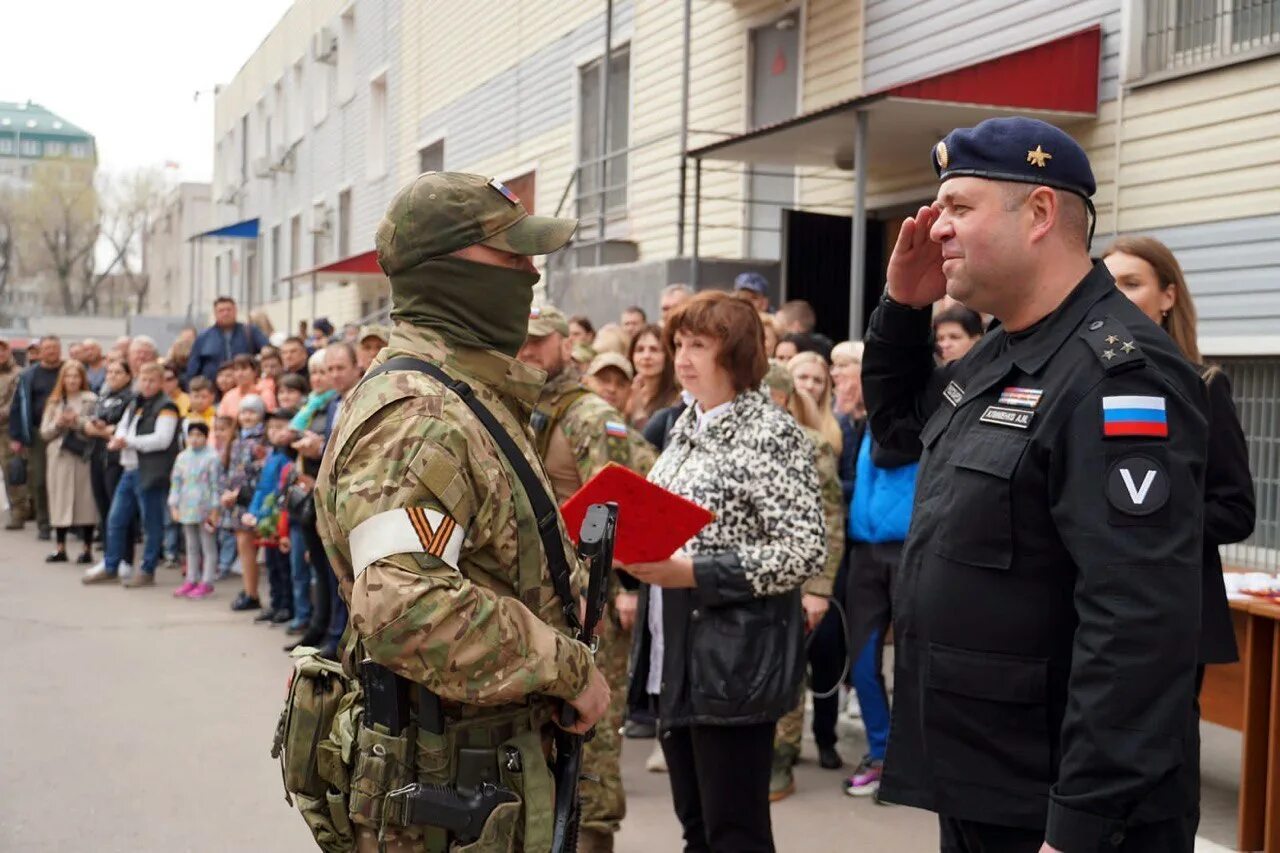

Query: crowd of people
left=1, top=213, right=1254, bottom=851
left=0, top=296, right=392, bottom=660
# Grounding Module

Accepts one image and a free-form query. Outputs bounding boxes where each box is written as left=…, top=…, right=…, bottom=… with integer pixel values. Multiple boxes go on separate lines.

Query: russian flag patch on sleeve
left=1102, top=395, right=1167, bottom=438
left=605, top=421, right=628, bottom=438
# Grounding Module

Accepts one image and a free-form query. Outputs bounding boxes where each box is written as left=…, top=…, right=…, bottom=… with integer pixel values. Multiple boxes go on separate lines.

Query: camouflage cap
left=376, top=172, right=579, bottom=275
left=527, top=304, right=570, bottom=338
left=358, top=323, right=391, bottom=344
left=586, top=351, right=634, bottom=380
left=762, top=360, right=794, bottom=396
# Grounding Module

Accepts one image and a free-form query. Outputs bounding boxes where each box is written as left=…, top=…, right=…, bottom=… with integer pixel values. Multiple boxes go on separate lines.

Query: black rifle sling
left=363, top=356, right=581, bottom=633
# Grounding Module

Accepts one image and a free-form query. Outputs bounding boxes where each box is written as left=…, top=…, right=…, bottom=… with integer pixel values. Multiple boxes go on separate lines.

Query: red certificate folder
left=559, top=463, right=715, bottom=564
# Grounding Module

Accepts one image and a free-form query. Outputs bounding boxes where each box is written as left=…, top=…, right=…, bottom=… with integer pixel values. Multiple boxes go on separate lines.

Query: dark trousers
left=303, top=519, right=346, bottom=645
left=264, top=546, right=293, bottom=613
left=28, top=434, right=49, bottom=530
left=662, top=723, right=776, bottom=853
left=808, top=556, right=850, bottom=748
left=938, top=814, right=1197, bottom=853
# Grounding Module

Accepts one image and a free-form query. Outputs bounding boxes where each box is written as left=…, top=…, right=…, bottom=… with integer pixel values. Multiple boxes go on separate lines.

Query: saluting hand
left=885, top=204, right=948, bottom=308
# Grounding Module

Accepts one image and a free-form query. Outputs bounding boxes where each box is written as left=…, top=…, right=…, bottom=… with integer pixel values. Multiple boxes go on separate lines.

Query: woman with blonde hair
left=1104, top=235, right=1254, bottom=673
left=787, top=351, right=842, bottom=453
left=40, top=360, right=99, bottom=563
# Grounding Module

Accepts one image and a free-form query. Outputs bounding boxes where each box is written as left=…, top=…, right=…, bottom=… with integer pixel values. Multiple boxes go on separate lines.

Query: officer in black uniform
left=862, top=117, right=1209, bottom=853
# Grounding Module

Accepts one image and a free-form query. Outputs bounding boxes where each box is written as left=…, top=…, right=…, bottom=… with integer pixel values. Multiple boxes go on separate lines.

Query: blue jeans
left=852, top=629, right=891, bottom=761
left=217, top=528, right=238, bottom=573
left=289, top=525, right=312, bottom=627
left=105, top=469, right=168, bottom=575
left=163, top=517, right=183, bottom=560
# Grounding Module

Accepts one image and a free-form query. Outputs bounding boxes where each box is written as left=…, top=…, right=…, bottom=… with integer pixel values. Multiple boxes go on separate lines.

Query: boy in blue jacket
left=843, top=429, right=919, bottom=799
left=241, top=408, right=296, bottom=626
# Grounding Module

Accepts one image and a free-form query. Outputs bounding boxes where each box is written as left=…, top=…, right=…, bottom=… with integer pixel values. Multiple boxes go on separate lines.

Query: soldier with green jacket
left=517, top=303, right=656, bottom=853
left=316, top=172, right=610, bottom=852
left=0, top=340, right=25, bottom=528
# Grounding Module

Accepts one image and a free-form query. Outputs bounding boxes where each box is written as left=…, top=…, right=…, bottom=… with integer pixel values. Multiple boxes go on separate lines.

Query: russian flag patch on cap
left=1102, top=395, right=1167, bottom=438
left=488, top=177, right=520, bottom=205
left=605, top=421, right=628, bottom=438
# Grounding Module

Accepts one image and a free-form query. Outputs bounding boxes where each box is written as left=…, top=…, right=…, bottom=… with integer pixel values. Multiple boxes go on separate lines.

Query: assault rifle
left=551, top=501, right=619, bottom=853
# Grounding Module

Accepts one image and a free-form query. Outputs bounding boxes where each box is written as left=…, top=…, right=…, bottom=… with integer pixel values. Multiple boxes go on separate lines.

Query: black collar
left=1006, top=261, right=1116, bottom=376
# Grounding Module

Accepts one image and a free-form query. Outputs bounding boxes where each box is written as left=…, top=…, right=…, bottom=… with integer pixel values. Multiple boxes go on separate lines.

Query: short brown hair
left=231, top=353, right=261, bottom=376
left=188, top=376, right=213, bottom=395
left=663, top=291, right=768, bottom=393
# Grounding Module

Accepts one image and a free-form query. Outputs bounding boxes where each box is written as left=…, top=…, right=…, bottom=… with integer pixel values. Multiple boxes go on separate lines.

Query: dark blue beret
left=932, top=117, right=1096, bottom=200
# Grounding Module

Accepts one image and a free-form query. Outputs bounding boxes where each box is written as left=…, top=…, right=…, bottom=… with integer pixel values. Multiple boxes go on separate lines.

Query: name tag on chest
left=979, top=404, right=1034, bottom=430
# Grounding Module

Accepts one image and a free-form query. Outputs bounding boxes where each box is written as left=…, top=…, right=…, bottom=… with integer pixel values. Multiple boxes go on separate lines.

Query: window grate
left=1219, top=357, right=1280, bottom=574
left=1144, top=0, right=1280, bottom=76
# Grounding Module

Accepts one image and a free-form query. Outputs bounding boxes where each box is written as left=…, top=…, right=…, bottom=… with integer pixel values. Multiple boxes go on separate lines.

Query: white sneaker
left=82, top=562, right=118, bottom=585
left=117, top=561, right=134, bottom=581
left=646, top=743, right=668, bottom=773
left=845, top=693, right=862, bottom=720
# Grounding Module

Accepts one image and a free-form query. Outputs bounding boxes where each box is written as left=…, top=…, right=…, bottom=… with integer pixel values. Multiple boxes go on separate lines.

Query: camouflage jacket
left=0, top=360, right=18, bottom=431
left=532, top=368, right=656, bottom=504
left=801, top=427, right=844, bottom=599
left=316, top=323, right=595, bottom=709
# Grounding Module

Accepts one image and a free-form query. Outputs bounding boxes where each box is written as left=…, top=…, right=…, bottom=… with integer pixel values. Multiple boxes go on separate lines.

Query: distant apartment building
left=143, top=181, right=215, bottom=320
left=0, top=100, right=97, bottom=323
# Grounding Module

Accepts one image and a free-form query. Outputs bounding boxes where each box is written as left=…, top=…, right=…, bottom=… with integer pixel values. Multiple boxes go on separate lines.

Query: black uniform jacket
left=863, top=263, right=1209, bottom=852
left=1199, top=369, right=1255, bottom=664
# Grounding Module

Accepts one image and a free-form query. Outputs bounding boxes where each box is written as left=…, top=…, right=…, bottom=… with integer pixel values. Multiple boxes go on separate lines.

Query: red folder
left=559, top=463, right=715, bottom=564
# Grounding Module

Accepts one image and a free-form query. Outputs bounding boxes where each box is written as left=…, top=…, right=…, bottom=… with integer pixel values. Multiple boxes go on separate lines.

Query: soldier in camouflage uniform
left=0, top=340, right=26, bottom=528
left=761, top=363, right=846, bottom=801
left=516, top=304, right=656, bottom=853
left=316, top=172, right=611, bottom=853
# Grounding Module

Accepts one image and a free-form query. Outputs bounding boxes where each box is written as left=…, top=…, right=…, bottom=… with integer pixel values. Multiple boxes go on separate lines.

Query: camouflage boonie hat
left=358, top=323, right=391, bottom=344
left=376, top=172, right=579, bottom=275
left=527, top=304, right=570, bottom=338
left=571, top=342, right=596, bottom=364
left=586, top=352, right=634, bottom=380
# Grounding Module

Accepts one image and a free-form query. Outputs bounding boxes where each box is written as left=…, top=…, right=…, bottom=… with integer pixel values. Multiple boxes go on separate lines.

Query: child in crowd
left=243, top=407, right=296, bottom=626
left=215, top=362, right=236, bottom=400
left=219, top=353, right=277, bottom=418
left=221, top=395, right=268, bottom=611
left=275, top=373, right=307, bottom=413
left=186, top=376, right=217, bottom=433
left=168, top=422, right=221, bottom=599
left=212, top=416, right=239, bottom=579
left=259, top=346, right=284, bottom=400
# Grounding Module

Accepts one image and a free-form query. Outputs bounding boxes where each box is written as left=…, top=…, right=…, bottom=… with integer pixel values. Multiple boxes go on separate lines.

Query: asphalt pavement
left=0, top=526, right=1243, bottom=852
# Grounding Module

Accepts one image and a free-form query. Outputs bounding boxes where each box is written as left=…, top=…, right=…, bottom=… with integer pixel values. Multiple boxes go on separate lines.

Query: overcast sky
left=2, top=0, right=293, bottom=182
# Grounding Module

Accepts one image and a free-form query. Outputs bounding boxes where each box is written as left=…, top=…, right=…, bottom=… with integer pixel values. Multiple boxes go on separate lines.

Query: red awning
left=283, top=249, right=385, bottom=284
left=688, top=27, right=1102, bottom=170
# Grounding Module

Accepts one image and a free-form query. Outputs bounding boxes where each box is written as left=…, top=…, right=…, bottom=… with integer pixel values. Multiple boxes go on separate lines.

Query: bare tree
left=15, top=161, right=99, bottom=314
left=0, top=186, right=14, bottom=311
left=89, top=168, right=164, bottom=315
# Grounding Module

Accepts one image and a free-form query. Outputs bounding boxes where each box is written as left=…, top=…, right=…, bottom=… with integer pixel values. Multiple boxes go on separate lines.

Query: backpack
left=271, top=649, right=361, bottom=852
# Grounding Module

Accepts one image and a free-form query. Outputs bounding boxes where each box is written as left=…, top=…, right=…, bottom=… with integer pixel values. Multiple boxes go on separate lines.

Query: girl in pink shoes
left=168, top=422, right=221, bottom=598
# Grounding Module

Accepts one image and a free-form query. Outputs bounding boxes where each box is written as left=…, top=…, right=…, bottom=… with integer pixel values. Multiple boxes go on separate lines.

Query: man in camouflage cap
left=517, top=303, right=656, bottom=853
left=316, top=172, right=610, bottom=852
left=356, top=323, right=391, bottom=373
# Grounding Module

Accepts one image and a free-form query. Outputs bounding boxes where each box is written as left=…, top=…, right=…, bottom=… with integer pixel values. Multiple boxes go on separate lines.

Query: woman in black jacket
left=1105, top=236, right=1255, bottom=670
left=83, top=359, right=135, bottom=554
left=625, top=292, right=826, bottom=853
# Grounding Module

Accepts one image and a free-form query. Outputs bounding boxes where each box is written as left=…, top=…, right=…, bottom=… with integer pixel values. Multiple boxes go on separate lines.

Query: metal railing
left=1220, top=356, right=1280, bottom=575
left=1143, top=0, right=1280, bottom=76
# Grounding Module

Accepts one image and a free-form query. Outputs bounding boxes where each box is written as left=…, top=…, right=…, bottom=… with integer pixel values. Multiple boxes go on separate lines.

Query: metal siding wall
left=863, top=0, right=1121, bottom=100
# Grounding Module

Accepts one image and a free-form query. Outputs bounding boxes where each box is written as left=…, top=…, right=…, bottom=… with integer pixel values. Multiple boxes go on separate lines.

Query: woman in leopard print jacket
left=625, top=291, right=825, bottom=852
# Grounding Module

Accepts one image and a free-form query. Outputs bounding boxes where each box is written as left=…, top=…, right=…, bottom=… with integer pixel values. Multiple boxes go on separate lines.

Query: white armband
left=349, top=507, right=465, bottom=578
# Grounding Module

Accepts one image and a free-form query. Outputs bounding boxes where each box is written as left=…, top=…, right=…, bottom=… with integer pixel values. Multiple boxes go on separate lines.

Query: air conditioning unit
left=310, top=202, right=332, bottom=235
left=271, top=144, right=295, bottom=174
left=312, top=27, right=338, bottom=64
left=252, top=156, right=274, bottom=179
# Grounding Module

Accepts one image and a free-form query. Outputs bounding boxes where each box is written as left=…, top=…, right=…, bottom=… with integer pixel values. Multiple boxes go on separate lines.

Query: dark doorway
left=782, top=210, right=885, bottom=343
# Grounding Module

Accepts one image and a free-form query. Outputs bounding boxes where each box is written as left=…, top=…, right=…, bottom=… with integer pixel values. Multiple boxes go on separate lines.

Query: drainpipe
left=676, top=0, right=692, bottom=257
left=595, top=0, right=614, bottom=267
left=849, top=110, right=869, bottom=339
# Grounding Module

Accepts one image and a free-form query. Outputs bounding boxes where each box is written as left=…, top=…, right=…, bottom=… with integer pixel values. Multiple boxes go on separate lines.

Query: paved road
left=0, top=526, right=1242, bottom=851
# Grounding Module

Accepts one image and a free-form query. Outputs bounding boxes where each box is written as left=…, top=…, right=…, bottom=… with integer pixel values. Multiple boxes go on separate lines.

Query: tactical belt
left=361, top=356, right=582, bottom=635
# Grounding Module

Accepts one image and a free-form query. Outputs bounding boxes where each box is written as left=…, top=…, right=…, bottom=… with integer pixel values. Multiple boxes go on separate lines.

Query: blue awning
left=190, top=217, right=259, bottom=241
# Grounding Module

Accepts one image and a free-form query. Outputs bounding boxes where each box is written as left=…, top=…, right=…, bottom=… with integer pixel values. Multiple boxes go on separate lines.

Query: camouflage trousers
left=579, top=610, right=629, bottom=837
left=773, top=693, right=805, bottom=767
left=0, top=441, right=27, bottom=524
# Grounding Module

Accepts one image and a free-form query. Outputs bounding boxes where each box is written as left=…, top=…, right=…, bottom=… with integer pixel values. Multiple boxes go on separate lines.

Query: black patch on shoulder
left=1079, top=315, right=1146, bottom=374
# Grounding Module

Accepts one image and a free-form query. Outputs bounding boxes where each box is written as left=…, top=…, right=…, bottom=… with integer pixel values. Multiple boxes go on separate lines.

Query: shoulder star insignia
left=1121, top=341, right=1136, bottom=353
left=1027, top=145, right=1053, bottom=168
left=1102, top=349, right=1116, bottom=360
left=1105, top=335, right=1119, bottom=345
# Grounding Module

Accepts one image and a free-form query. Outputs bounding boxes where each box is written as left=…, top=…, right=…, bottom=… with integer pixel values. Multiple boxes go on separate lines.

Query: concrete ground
left=0, top=526, right=1244, bottom=851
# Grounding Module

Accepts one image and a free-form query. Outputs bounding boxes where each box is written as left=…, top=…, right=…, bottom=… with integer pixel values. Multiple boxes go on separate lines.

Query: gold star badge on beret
left=1027, top=145, right=1053, bottom=168
left=935, top=141, right=949, bottom=169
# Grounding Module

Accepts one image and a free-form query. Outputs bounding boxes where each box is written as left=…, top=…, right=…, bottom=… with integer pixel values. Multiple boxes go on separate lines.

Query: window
left=292, top=62, right=306, bottom=141
left=368, top=72, right=387, bottom=178
left=418, top=139, right=444, bottom=174
left=577, top=43, right=631, bottom=218
left=214, top=255, right=222, bottom=294
left=44, top=141, right=65, bottom=158
left=275, top=80, right=288, bottom=152
left=290, top=214, right=302, bottom=280
left=338, top=9, right=356, bottom=103
left=245, top=244, right=259, bottom=308
left=70, top=142, right=90, bottom=159
left=0, top=138, right=13, bottom=155
left=270, top=224, right=281, bottom=302
left=313, top=60, right=331, bottom=125
left=337, top=188, right=352, bottom=258
left=1220, top=357, right=1280, bottom=574
left=1143, top=0, right=1280, bottom=76
left=19, top=139, right=40, bottom=157
left=240, top=115, right=249, bottom=184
